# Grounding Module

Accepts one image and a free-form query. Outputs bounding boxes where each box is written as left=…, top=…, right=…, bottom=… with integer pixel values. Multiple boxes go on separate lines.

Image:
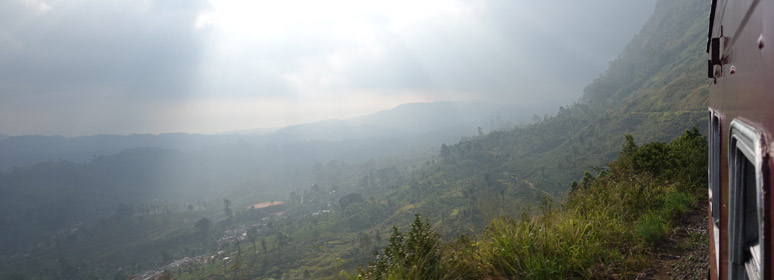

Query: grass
left=356, top=129, right=707, bottom=279
left=467, top=130, right=706, bottom=279
left=635, top=210, right=669, bottom=245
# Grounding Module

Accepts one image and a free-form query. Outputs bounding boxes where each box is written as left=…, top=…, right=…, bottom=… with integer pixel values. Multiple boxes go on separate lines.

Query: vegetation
left=357, top=129, right=707, bottom=279
left=357, top=214, right=444, bottom=280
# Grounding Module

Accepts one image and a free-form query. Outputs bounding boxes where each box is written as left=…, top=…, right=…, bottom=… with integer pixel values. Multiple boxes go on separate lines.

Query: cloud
left=0, top=0, right=656, bottom=135
left=0, top=0, right=210, bottom=99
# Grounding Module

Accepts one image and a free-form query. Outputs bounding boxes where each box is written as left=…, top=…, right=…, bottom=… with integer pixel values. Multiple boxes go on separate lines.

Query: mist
left=0, top=0, right=655, bottom=136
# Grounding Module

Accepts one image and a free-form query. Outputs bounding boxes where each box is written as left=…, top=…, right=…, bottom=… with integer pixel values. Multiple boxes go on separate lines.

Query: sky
left=0, top=0, right=656, bottom=136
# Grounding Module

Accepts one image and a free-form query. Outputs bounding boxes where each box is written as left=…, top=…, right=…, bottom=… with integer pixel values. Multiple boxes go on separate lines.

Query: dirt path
left=637, top=204, right=709, bottom=279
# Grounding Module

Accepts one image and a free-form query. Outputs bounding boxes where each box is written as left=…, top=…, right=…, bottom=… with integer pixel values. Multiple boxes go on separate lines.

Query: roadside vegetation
left=357, top=128, right=707, bottom=279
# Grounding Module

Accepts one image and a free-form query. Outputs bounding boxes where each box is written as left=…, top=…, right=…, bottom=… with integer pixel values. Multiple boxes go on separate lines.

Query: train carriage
left=707, top=0, right=774, bottom=279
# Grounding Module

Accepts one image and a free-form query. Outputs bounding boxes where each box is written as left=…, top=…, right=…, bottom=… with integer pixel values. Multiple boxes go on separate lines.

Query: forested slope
left=375, top=0, right=709, bottom=236
left=353, top=0, right=712, bottom=277
left=359, top=129, right=707, bottom=279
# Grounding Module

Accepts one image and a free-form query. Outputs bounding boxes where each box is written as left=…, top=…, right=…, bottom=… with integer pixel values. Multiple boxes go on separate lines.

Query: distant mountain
left=0, top=132, right=7, bottom=140
left=270, top=101, right=539, bottom=142
left=0, top=101, right=541, bottom=172
left=222, top=127, right=279, bottom=135
left=0, top=133, right=245, bottom=172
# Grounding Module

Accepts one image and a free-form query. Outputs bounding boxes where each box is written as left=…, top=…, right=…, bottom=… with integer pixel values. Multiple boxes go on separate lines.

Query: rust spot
left=758, top=35, right=765, bottom=49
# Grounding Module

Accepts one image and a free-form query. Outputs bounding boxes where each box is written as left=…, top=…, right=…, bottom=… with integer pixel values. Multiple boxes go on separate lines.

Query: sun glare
left=188, top=0, right=471, bottom=131
left=197, top=0, right=468, bottom=36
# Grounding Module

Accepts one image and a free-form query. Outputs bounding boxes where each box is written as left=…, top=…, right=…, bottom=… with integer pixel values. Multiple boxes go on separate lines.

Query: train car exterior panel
left=708, top=0, right=774, bottom=279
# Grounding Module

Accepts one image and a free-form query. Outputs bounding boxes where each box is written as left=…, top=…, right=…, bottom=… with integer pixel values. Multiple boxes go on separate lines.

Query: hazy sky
left=0, top=0, right=656, bottom=136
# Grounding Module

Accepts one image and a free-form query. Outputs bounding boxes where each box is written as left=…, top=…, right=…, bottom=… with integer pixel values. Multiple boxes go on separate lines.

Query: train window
left=709, top=111, right=720, bottom=274
left=728, top=120, right=763, bottom=280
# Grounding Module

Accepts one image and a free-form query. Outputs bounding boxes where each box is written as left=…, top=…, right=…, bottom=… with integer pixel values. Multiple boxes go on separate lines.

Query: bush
left=635, top=211, right=668, bottom=245
left=663, top=190, right=692, bottom=216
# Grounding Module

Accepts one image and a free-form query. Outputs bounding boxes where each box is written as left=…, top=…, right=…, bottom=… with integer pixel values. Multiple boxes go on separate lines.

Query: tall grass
left=356, top=129, right=706, bottom=279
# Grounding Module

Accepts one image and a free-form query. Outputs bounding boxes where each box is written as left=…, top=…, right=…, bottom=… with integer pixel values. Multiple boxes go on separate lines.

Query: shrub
left=663, top=190, right=692, bottom=216
left=635, top=211, right=668, bottom=245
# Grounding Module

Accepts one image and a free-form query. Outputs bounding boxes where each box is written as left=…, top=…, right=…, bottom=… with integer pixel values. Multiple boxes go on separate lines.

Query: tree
left=580, top=171, right=594, bottom=189
left=224, top=208, right=233, bottom=220
left=194, top=218, right=211, bottom=238
left=223, top=198, right=233, bottom=219
left=361, top=214, right=442, bottom=279
left=359, top=232, right=373, bottom=257
left=247, top=225, right=259, bottom=254
left=339, top=193, right=364, bottom=210
left=621, top=134, right=639, bottom=158
left=440, top=143, right=451, bottom=157
left=261, top=238, right=268, bottom=259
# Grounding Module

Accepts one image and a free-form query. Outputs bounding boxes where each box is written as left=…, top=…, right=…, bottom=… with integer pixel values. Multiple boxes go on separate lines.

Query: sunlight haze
left=0, top=0, right=656, bottom=136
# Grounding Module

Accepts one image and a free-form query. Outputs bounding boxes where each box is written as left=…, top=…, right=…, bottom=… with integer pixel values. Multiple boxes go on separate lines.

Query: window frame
left=709, top=110, right=721, bottom=276
left=728, top=119, right=764, bottom=280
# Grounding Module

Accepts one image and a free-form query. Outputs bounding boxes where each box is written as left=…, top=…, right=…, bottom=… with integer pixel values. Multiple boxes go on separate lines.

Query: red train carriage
left=707, top=0, right=774, bottom=279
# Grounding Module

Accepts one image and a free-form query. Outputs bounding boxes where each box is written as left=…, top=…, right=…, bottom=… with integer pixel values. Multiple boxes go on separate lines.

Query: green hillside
left=359, top=129, right=707, bottom=279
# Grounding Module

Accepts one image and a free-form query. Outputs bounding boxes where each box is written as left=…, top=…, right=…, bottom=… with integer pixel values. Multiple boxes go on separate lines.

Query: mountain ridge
left=0, top=100, right=537, bottom=172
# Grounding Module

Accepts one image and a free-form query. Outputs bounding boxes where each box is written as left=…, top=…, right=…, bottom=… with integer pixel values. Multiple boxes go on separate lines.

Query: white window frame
left=728, top=119, right=764, bottom=280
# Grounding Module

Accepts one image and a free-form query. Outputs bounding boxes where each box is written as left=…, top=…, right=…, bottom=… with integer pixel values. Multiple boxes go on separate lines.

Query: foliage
left=353, top=129, right=707, bottom=279
left=357, top=214, right=444, bottom=280
left=635, top=211, right=668, bottom=245
left=194, top=218, right=211, bottom=238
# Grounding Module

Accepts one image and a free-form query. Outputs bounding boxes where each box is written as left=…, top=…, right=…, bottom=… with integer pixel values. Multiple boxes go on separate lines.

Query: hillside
left=367, top=0, right=709, bottom=237
left=359, top=129, right=707, bottom=279
left=353, top=0, right=712, bottom=277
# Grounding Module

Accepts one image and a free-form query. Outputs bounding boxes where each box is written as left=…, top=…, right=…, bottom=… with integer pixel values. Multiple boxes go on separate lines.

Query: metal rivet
left=759, top=34, right=765, bottom=49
